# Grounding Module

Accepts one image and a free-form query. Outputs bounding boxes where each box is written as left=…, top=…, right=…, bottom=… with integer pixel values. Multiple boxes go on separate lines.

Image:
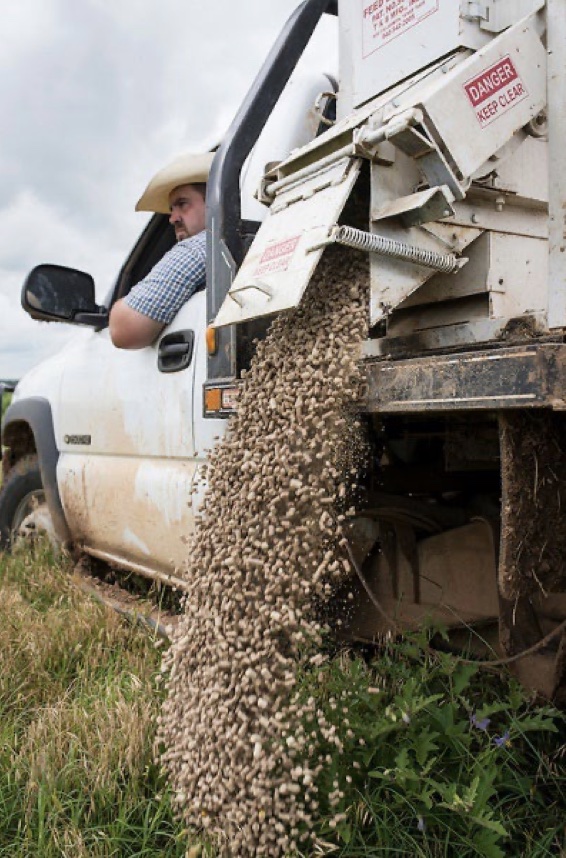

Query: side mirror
left=21, top=264, right=109, bottom=327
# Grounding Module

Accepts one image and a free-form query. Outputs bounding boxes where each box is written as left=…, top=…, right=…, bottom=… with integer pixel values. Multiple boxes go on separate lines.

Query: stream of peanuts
left=158, top=246, right=369, bottom=856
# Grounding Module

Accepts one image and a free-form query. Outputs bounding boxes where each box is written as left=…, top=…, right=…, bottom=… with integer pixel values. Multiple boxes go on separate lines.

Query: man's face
left=168, top=184, right=206, bottom=242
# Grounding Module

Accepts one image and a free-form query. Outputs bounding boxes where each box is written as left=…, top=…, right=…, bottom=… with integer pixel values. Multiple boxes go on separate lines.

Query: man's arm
left=109, top=232, right=206, bottom=350
left=109, top=300, right=165, bottom=349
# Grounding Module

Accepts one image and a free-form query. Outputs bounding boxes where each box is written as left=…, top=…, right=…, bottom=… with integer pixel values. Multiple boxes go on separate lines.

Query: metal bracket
left=228, top=281, right=274, bottom=307
left=386, top=120, right=468, bottom=201
left=462, top=1, right=490, bottom=22
left=372, top=185, right=456, bottom=228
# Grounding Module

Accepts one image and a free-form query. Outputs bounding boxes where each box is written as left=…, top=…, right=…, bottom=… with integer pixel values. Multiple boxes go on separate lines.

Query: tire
left=0, top=455, right=50, bottom=550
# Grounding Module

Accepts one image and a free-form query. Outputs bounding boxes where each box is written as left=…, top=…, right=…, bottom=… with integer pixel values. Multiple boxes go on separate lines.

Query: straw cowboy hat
left=135, top=152, right=215, bottom=214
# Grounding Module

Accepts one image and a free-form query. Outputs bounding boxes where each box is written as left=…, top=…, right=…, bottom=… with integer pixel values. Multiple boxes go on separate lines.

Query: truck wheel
left=0, top=455, right=56, bottom=550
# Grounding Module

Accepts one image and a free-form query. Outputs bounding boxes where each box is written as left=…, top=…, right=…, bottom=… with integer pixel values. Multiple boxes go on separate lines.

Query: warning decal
left=362, top=0, right=439, bottom=58
left=254, top=236, right=300, bottom=277
left=464, top=56, right=528, bottom=128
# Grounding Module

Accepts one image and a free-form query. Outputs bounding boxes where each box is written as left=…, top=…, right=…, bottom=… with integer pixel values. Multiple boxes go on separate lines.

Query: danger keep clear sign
left=464, top=56, right=529, bottom=128
left=362, top=0, right=439, bottom=57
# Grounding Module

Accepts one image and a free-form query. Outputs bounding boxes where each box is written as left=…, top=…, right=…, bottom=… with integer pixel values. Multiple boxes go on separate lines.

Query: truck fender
left=2, top=397, right=71, bottom=543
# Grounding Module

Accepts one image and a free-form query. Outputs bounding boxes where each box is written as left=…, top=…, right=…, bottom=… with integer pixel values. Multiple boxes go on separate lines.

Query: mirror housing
left=21, top=264, right=109, bottom=327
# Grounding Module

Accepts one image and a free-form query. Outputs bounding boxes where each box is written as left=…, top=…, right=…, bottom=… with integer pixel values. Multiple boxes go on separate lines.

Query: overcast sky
left=0, top=0, right=336, bottom=380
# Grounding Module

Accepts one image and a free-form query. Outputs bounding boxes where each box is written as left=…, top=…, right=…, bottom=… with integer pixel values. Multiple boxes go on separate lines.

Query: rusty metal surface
left=364, top=343, right=566, bottom=414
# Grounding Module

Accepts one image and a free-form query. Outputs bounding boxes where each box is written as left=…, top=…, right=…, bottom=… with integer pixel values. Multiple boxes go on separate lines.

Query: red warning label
left=464, top=56, right=528, bottom=128
left=255, top=236, right=300, bottom=276
left=362, top=0, right=439, bottom=58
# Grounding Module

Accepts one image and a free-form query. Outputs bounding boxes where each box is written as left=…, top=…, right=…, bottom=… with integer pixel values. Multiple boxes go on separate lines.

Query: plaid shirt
left=124, top=230, right=206, bottom=324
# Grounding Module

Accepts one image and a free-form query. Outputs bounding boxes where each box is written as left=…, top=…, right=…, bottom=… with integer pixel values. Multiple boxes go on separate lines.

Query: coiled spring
left=332, top=225, right=464, bottom=274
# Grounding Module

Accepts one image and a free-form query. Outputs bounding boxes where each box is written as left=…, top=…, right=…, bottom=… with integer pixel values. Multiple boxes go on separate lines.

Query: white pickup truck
left=5, top=0, right=566, bottom=702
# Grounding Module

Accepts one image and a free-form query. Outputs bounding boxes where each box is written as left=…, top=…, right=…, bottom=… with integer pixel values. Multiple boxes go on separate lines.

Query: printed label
left=362, top=0, right=439, bottom=58
left=464, top=56, right=528, bottom=128
left=64, top=434, right=92, bottom=445
left=255, top=236, right=300, bottom=276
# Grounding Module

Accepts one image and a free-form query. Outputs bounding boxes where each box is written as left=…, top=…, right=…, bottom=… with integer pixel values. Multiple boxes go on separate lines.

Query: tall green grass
left=0, top=540, right=564, bottom=857
left=0, top=541, right=188, bottom=857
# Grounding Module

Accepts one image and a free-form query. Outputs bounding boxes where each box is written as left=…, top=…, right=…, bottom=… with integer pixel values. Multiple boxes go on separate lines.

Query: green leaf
left=470, top=813, right=508, bottom=838
left=452, top=663, right=480, bottom=696
left=514, top=716, right=558, bottom=735
left=411, top=727, right=439, bottom=767
left=472, top=828, right=507, bottom=858
left=463, top=775, right=480, bottom=808
left=368, top=768, right=390, bottom=781
left=394, top=747, right=411, bottom=772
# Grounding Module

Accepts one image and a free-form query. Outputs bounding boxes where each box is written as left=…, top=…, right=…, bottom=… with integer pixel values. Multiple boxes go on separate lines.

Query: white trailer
left=205, top=0, right=566, bottom=700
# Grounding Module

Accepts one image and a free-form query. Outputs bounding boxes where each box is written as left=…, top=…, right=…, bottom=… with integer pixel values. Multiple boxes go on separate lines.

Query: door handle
left=158, top=330, right=195, bottom=373
left=160, top=343, right=189, bottom=357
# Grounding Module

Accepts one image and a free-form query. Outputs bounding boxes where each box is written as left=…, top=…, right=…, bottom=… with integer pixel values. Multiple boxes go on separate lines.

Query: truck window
left=111, top=213, right=176, bottom=304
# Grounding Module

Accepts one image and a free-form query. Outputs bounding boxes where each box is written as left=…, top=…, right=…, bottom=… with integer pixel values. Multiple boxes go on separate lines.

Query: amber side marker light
left=206, top=325, right=218, bottom=355
left=205, top=387, right=222, bottom=413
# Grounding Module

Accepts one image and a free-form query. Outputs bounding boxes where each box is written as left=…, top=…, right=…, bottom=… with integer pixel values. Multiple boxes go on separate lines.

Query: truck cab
left=1, top=211, right=221, bottom=577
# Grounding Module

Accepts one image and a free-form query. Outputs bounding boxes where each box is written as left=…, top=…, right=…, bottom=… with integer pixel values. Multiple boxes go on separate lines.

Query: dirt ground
left=499, top=411, right=566, bottom=600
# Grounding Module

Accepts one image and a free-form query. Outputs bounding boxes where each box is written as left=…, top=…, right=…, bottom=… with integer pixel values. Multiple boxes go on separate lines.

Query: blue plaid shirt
left=124, top=230, right=206, bottom=324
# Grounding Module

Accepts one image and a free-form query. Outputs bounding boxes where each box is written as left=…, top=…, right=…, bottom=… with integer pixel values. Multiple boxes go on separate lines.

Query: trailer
left=203, top=0, right=566, bottom=699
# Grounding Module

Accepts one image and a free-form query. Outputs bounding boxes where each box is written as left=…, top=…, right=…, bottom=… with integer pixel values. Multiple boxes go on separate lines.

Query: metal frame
left=365, top=343, right=566, bottom=414
left=206, top=0, right=335, bottom=382
left=547, top=0, right=566, bottom=329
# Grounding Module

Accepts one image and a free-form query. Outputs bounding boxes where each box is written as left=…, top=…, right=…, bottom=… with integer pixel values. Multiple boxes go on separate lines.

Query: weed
left=296, top=636, right=566, bottom=857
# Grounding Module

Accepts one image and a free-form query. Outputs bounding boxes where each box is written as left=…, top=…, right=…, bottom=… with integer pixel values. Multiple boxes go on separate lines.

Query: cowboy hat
left=135, top=151, right=214, bottom=214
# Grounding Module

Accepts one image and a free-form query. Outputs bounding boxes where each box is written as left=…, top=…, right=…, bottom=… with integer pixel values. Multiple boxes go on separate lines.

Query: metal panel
left=343, top=0, right=489, bottom=110
left=422, top=16, right=546, bottom=179
left=477, top=0, right=544, bottom=33
left=364, top=314, right=548, bottom=357
left=369, top=219, right=481, bottom=325
left=364, top=344, right=566, bottom=413
left=213, top=157, right=361, bottom=327
left=488, top=232, right=548, bottom=319
left=393, top=231, right=548, bottom=321
left=547, top=0, right=566, bottom=329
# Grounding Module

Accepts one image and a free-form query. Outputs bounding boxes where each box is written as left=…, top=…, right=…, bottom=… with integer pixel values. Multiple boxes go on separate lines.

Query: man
left=109, top=151, right=214, bottom=349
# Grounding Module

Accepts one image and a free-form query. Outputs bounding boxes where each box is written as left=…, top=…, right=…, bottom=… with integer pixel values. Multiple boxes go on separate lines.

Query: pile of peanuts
left=158, top=245, right=369, bottom=856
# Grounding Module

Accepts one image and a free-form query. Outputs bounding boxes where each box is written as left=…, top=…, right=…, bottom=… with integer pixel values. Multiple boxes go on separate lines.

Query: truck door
left=55, top=266, right=209, bottom=577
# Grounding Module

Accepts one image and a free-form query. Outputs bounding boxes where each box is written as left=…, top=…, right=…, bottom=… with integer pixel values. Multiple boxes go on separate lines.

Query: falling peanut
left=158, top=244, right=369, bottom=856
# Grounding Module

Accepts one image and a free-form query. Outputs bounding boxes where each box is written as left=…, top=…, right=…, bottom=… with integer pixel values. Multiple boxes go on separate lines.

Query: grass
left=1, top=391, right=11, bottom=422
left=0, top=540, right=565, bottom=857
left=0, top=540, right=189, bottom=857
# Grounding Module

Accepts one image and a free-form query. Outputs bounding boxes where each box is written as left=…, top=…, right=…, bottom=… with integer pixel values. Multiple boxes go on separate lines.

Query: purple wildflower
left=470, top=712, right=491, bottom=731
left=493, top=730, right=511, bottom=748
